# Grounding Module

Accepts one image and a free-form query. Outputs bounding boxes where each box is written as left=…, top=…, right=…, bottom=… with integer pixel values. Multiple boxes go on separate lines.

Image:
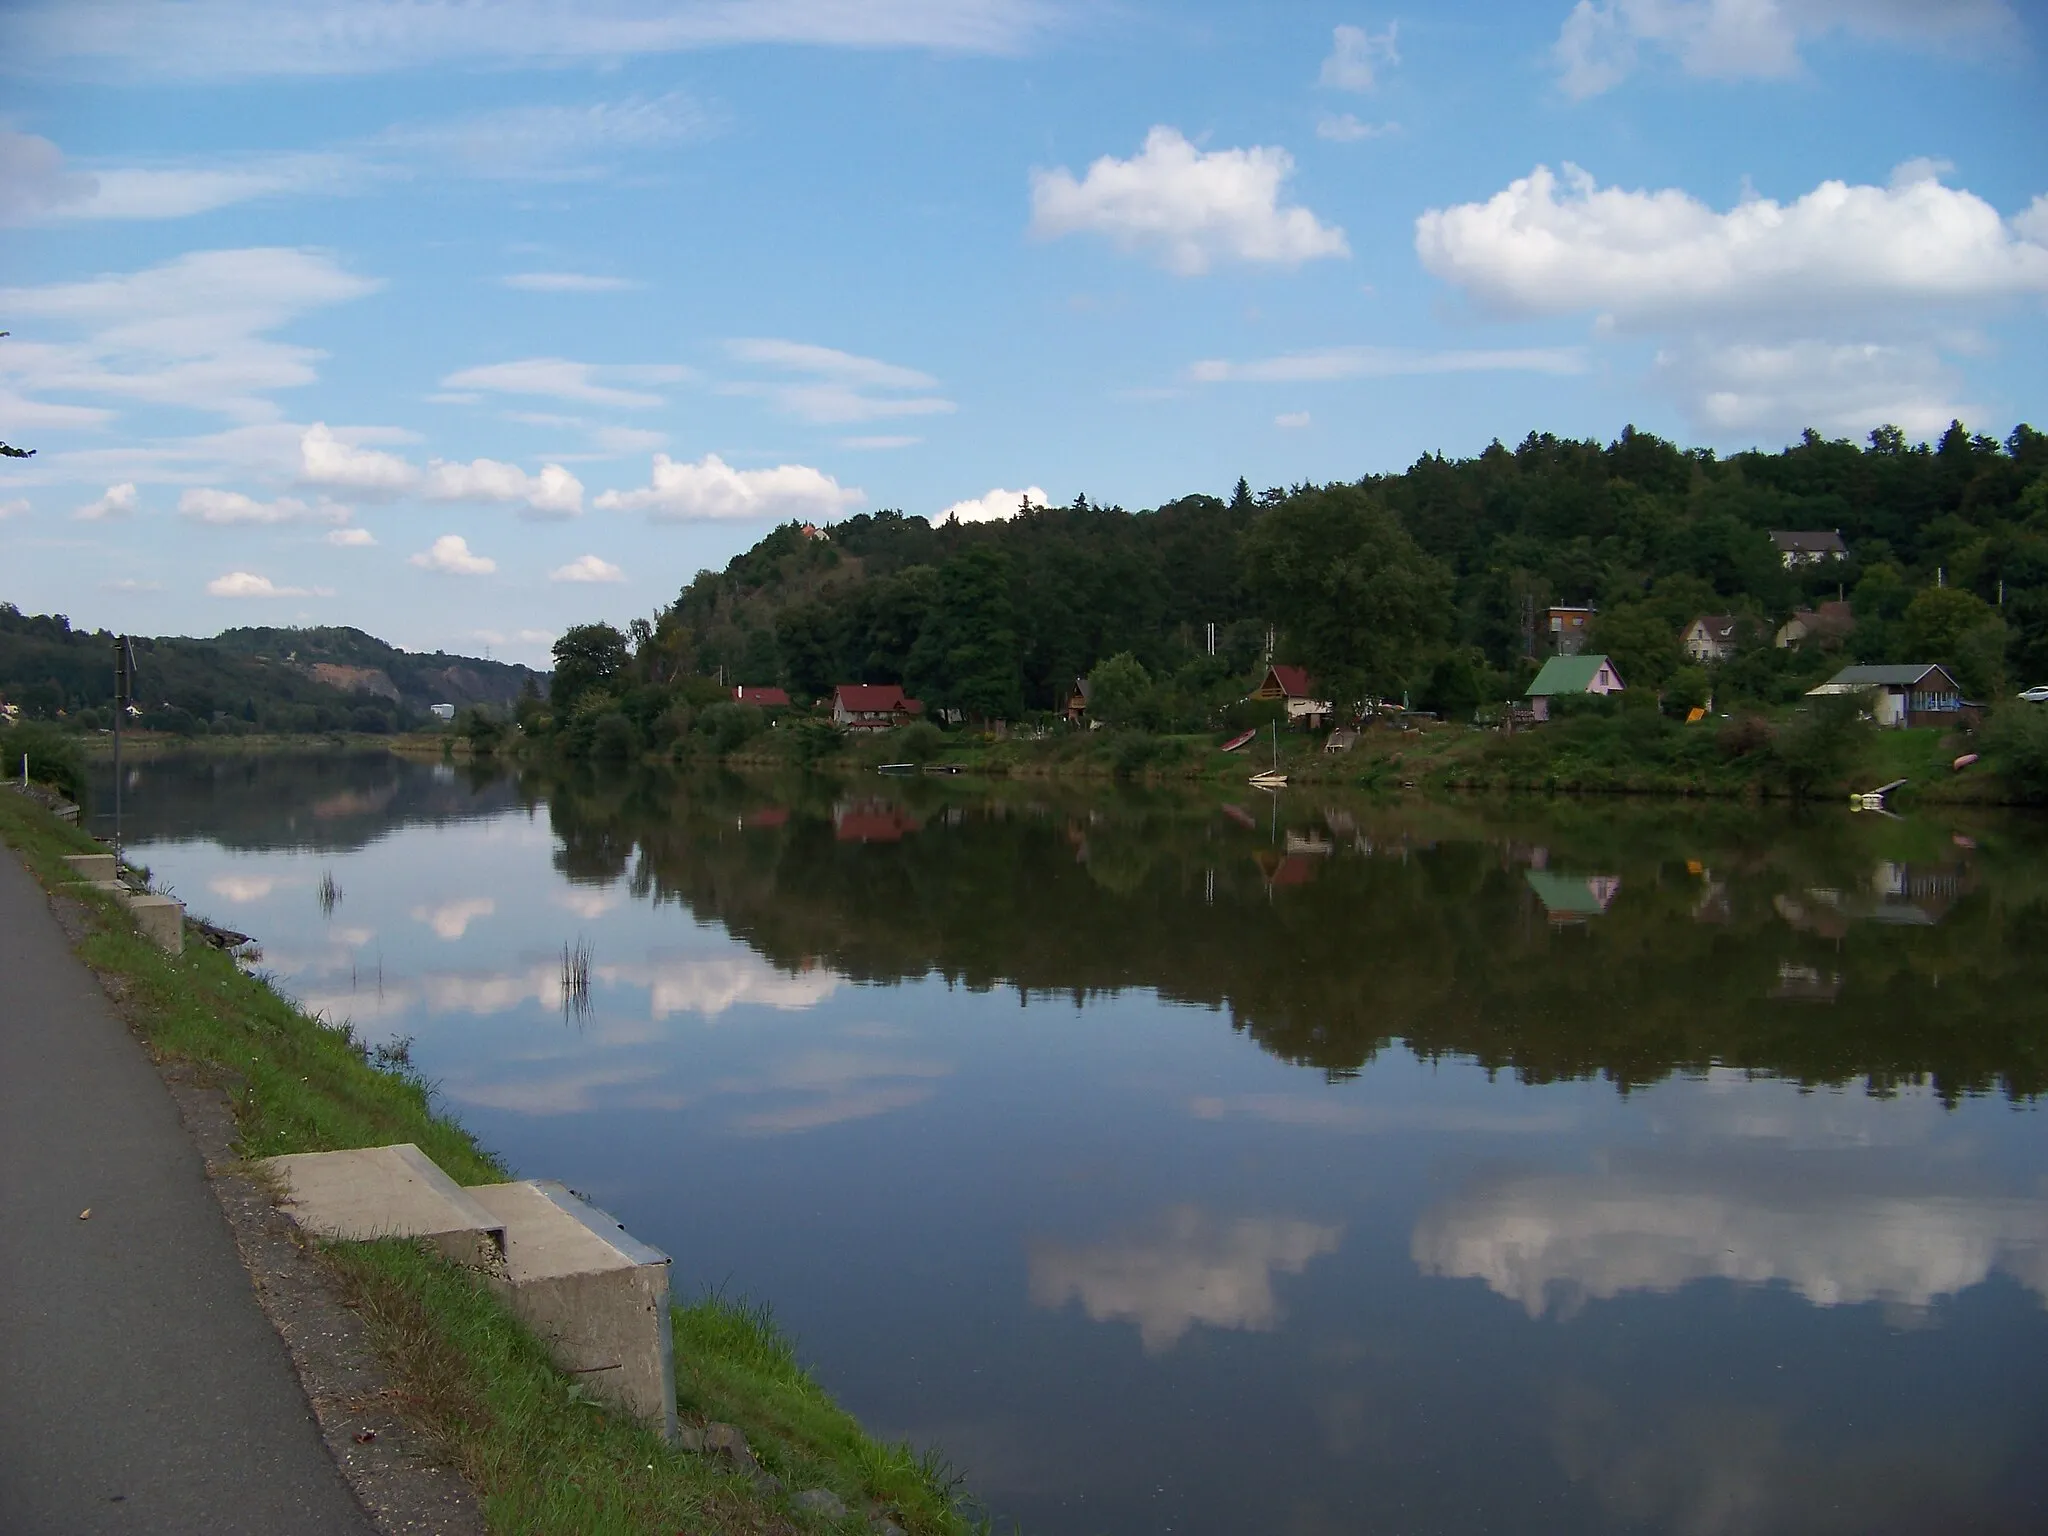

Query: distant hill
left=0, top=607, right=541, bottom=734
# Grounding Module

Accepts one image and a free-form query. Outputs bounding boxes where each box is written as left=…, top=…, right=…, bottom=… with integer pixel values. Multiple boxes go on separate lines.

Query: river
left=90, top=752, right=2048, bottom=1535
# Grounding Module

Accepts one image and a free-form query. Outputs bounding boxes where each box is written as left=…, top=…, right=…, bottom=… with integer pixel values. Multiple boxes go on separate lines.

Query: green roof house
left=1525, top=654, right=1624, bottom=721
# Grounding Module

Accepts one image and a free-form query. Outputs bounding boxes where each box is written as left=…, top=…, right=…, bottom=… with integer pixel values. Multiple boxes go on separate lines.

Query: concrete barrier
left=468, top=1180, right=677, bottom=1442
left=121, top=893, right=185, bottom=955
left=62, top=853, right=117, bottom=881
left=261, top=1144, right=506, bottom=1269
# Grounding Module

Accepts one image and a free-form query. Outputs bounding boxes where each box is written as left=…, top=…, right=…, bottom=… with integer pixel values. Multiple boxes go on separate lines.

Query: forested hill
left=623, top=422, right=2048, bottom=723
left=0, top=610, right=538, bottom=734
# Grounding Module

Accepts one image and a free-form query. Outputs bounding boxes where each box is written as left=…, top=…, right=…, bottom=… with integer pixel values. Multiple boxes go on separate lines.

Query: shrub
left=892, top=719, right=944, bottom=763
left=591, top=712, right=639, bottom=761
left=1716, top=715, right=1774, bottom=760
left=0, top=721, right=88, bottom=802
left=1983, top=705, right=2048, bottom=798
left=1771, top=693, right=1871, bottom=798
left=695, top=702, right=767, bottom=754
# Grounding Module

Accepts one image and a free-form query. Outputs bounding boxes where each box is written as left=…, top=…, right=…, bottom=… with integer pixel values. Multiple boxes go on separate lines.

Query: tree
left=1086, top=652, right=1154, bottom=728
left=550, top=623, right=628, bottom=715
left=1240, top=485, right=1451, bottom=702
left=907, top=548, right=1023, bottom=720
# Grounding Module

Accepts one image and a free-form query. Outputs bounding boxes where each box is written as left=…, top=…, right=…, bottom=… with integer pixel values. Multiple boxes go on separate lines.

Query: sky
left=1, top=0, right=2044, bottom=663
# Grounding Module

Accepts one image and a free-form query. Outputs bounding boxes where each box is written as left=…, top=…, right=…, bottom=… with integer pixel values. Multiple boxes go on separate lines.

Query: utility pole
left=112, top=635, right=135, bottom=870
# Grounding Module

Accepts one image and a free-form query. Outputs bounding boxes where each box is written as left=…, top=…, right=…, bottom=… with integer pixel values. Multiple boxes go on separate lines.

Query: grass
left=0, top=785, right=991, bottom=1536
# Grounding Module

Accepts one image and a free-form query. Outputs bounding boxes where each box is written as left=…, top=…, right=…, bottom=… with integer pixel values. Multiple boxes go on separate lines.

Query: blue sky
left=2, top=0, right=2043, bottom=662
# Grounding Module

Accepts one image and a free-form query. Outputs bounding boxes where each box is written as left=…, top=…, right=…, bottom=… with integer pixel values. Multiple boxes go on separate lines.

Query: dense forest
left=0, top=609, right=536, bottom=735
left=536, top=421, right=2048, bottom=753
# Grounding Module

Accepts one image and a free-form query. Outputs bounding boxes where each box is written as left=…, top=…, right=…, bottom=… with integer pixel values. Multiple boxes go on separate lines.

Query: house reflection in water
left=1524, top=870, right=1621, bottom=926
left=1770, top=961, right=1843, bottom=1003
left=1774, top=858, right=1977, bottom=935
left=832, top=800, right=922, bottom=843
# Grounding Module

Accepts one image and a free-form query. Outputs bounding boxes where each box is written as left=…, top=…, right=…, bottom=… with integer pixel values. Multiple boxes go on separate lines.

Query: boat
left=1850, top=778, right=1906, bottom=813
left=877, top=762, right=916, bottom=775
left=1248, top=722, right=1287, bottom=788
left=1219, top=728, right=1257, bottom=753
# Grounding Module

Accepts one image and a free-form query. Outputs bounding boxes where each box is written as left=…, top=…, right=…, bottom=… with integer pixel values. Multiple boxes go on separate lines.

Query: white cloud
left=1318, top=22, right=1399, bottom=91
left=13, top=1, right=1051, bottom=80
left=1415, top=162, right=2048, bottom=324
left=596, top=452, right=862, bottom=522
left=439, top=357, right=686, bottom=409
left=1189, top=344, right=1588, bottom=383
left=938, top=486, right=1052, bottom=523
left=1552, top=0, right=2019, bottom=99
left=711, top=1044, right=946, bottom=1133
left=100, top=577, right=160, bottom=593
left=1030, top=126, right=1350, bottom=276
left=0, top=129, right=95, bottom=224
left=2016, top=194, right=2048, bottom=247
left=423, top=457, right=584, bottom=518
left=384, top=93, right=717, bottom=180
left=1316, top=113, right=1398, bottom=142
left=1030, top=1206, right=1343, bottom=1353
left=501, top=271, right=643, bottom=292
left=0, top=497, right=30, bottom=519
left=326, top=526, right=376, bottom=547
left=549, top=553, right=625, bottom=583
left=839, top=434, right=921, bottom=450
left=410, top=896, right=495, bottom=940
left=206, top=569, right=325, bottom=598
left=208, top=873, right=279, bottom=902
left=1275, top=411, right=1312, bottom=429
left=408, top=534, right=496, bottom=576
left=299, top=422, right=418, bottom=494
left=722, top=338, right=954, bottom=424
left=599, top=955, right=841, bottom=1020
left=1655, top=338, right=1980, bottom=439
left=0, top=248, right=379, bottom=423
left=178, top=486, right=347, bottom=524
left=75, top=481, right=138, bottom=520
left=590, top=425, right=669, bottom=454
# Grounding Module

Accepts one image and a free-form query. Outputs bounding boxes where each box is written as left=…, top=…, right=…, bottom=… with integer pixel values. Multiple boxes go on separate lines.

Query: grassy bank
left=0, top=786, right=987, bottom=1536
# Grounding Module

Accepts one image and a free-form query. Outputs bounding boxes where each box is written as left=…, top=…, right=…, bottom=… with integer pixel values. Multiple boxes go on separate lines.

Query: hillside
left=0, top=609, right=539, bottom=735
left=529, top=421, right=2047, bottom=758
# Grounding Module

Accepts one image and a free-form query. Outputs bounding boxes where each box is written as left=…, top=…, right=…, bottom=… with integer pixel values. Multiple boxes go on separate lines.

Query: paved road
left=0, top=846, right=373, bottom=1535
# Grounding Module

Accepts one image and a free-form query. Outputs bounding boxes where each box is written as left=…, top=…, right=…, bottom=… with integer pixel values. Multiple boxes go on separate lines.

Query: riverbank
left=0, top=786, right=987, bottom=1536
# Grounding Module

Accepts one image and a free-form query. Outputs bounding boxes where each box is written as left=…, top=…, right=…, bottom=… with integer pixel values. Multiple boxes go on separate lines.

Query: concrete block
left=261, top=1144, right=505, bottom=1269
left=120, top=893, right=185, bottom=955
left=466, top=1180, right=676, bottom=1442
left=62, top=852, right=117, bottom=881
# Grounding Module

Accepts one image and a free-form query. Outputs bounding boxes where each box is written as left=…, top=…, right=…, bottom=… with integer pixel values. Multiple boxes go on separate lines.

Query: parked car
left=2019, top=686, right=2048, bottom=703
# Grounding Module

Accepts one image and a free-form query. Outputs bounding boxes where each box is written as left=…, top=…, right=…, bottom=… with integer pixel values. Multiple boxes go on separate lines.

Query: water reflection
left=1030, top=1207, right=1343, bottom=1352
left=95, top=755, right=2048, bottom=1535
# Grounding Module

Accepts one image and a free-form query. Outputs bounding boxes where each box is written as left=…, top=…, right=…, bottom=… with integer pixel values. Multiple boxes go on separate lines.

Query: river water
left=92, top=753, right=2048, bottom=1535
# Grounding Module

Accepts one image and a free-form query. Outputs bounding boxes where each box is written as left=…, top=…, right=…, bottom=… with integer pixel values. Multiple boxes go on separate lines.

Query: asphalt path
left=0, top=845, right=373, bottom=1535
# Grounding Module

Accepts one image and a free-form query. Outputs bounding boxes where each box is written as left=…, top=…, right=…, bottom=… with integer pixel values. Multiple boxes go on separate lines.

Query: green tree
left=1086, top=652, right=1154, bottom=728
left=907, top=548, right=1023, bottom=720
left=1241, top=485, right=1451, bottom=701
left=1589, top=605, right=1681, bottom=689
left=550, top=623, right=628, bottom=715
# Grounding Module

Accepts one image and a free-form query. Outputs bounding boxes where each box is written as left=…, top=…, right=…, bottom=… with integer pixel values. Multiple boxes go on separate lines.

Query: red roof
left=835, top=683, right=919, bottom=714
left=1265, top=665, right=1316, bottom=698
left=735, top=686, right=791, bottom=707
left=834, top=803, right=922, bottom=842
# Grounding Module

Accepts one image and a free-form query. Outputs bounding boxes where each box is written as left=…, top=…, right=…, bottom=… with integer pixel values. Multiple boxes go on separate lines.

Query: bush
left=591, top=712, right=639, bottom=762
left=1983, top=705, right=2048, bottom=798
left=349, top=705, right=392, bottom=734
left=892, top=719, right=944, bottom=763
left=1663, top=666, right=1710, bottom=718
left=0, top=721, right=88, bottom=802
left=1716, top=715, right=1774, bottom=760
left=695, top=702, right=767, bottom=754
left=1771, top=693, right=1871, bottom=798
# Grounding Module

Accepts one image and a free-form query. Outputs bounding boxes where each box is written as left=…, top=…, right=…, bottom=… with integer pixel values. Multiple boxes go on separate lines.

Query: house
left=1065, top=676, right=1092, bottom=724
left=429, top=703, right=456, bottom=722
left=1805, top=663, right=1965, bottom=728
left=833, top=799, right=921, bottom=843
left=831, top=683, right=923, bottom=731
left=734, top=685, right=791, bottom=708
left=1252, top=665, right=1334, bottom=728
left=1524, top=654, right=1625, bottom=721
left=1774, top=601, right=1855, bottom=650
left=1770, top=529, right=1849, bottom=567
left=1681, top=615, right=1755, bottom=664
left=1548, top=605, right=1596, bottom=656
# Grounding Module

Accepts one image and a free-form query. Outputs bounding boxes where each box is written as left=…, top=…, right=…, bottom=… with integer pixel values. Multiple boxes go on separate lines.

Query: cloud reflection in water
left=1030, top=1205, right=1342, bottom=1352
